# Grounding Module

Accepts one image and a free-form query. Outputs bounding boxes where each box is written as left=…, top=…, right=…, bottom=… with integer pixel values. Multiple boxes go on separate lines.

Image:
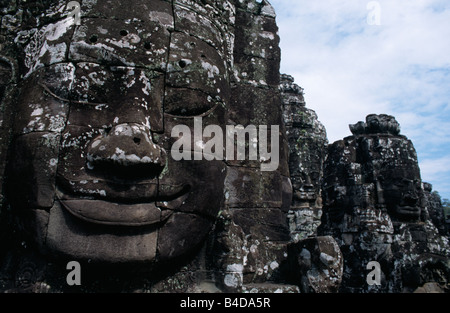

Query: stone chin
left=35, top=181, right=213, bottom=263
left=42, top=199, right=214, bottom=264
left=44, top=200, right=160, bottom=263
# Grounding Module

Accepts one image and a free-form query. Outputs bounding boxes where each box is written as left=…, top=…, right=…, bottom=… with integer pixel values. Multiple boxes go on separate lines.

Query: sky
left=269, top=0, right=450, bottom=200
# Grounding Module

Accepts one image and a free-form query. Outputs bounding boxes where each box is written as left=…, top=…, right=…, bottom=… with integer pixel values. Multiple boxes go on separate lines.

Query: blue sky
left=269, top=0, right=450, bottom=200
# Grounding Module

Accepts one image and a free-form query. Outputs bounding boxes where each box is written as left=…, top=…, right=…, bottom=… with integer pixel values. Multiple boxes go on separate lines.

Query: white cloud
left=419, top=156, right=450, bottom=197
left=270, top=0, right=450, bottom=198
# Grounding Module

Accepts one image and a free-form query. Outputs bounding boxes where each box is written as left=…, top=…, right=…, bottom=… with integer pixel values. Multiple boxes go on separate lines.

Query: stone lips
left=59, top=199, right=170, bottom=227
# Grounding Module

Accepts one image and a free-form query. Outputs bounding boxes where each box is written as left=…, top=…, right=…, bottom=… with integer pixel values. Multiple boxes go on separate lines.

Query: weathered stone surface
left=229, top=208, right=290, bottom=242
left=12, top=63, right=71, bottom=135
left=158, top=213, right=212, bottom=261
left=233, top=1, right=280, bottom=87
left=349, top=114, right=401, bottom=136
left=210, top=209, right=291, bottom=292
left=423, top=182, right=448, bottom=237
left=8, top=132, right=60, bottom=209
left=242, top=283, right=299, bottom=293
left=280, top=74, right=328, bottom=241
left=69, top=12, right=171, bottom=71
left=0, top=56, right=16, bottom=252
left=46, top=202, right=158, bottom=263
left=69, top=63, right=165, bottom=131
left=0, top=0, right=293, bottom=293
left=287, top=236, right=343, bottom=293
left=2, top=0, right=448, bottom=294
left=2, top=0, right=233, bottom=266
left=319, top=115, right=450, bottom=293
left=224, top=166, right=285, bottom=209
left=414, top=282, right=446, bottom=293
left=206, top=1, right=293, bottom=292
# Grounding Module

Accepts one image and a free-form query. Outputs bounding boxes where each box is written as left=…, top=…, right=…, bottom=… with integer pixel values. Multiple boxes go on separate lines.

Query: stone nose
left=86, top=123, right=166, bottom=179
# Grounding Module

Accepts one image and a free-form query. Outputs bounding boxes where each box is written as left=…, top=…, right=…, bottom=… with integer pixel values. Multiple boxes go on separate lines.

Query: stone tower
left=279, top=74, right=327, bottom=241
left=319, top=114, right=450, bottom=292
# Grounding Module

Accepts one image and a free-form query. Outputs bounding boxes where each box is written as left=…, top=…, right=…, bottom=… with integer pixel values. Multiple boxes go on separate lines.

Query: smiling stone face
left=319, top=115, right=450, bottom=293
left=6, top=0, right=233, bottom=263
left=379, top=164, right=424, bottom=221
left=324, top=115, right=425, bottom=223
left=358, top=130, right=424, bottom=222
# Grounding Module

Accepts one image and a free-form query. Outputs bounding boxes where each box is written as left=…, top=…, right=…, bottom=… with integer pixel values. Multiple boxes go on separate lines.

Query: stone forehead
left=15, top=0, right=239, bottom=77
left=7, top=0, right=280, bottom=80
left=80, top=0, right=236, bottom=32
left=81, top=0, right=235, bottom=18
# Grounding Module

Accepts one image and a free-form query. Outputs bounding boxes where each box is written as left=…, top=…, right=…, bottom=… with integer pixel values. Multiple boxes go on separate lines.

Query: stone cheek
left=7, top=132, right=60, bottom=210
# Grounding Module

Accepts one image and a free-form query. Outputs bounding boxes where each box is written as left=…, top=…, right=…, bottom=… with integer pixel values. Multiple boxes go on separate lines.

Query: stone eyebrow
left=38, top=82, right=106, bottom=107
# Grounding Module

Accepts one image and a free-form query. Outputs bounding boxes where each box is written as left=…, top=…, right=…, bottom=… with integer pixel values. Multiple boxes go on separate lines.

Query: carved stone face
left=370, top=137, right=424, bottom=222
left=8, top=0, right=230, bottom=263
left=382, top=173, right=423, bottom=221
left=323, top=120, right=425, bottom=224
left=292, top=171, right=319, bottom=204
